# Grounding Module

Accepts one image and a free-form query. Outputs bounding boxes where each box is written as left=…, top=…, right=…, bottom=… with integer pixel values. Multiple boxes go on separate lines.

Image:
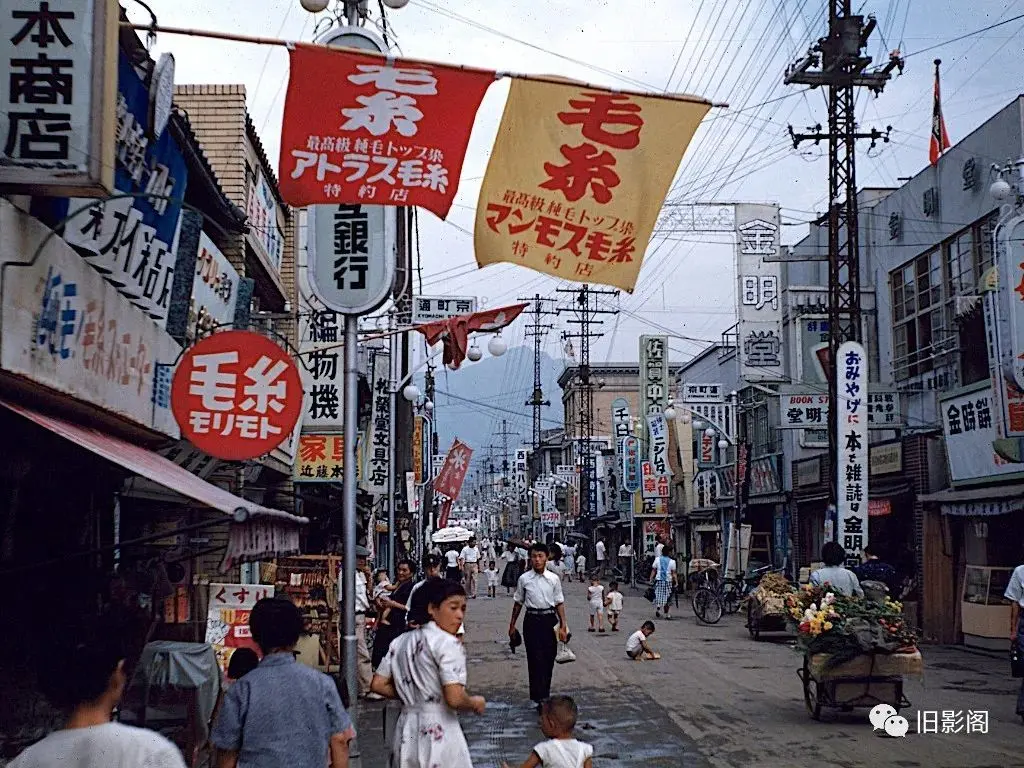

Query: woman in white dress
left=371, top=579, right=486, bottom=767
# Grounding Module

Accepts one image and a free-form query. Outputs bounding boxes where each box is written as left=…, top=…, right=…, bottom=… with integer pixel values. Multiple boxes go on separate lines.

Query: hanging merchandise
left=278, top=44, right=494, bottom=218
left=474, top=79, right=710, bottom=291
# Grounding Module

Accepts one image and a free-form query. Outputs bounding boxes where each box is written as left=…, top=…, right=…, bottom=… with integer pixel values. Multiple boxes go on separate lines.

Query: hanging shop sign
left=736, top=203, right=784, bottom=382
left=641, top=460, right=669, bottom=500
left=999, top=215, right=1024, bottom=392
left=621, top=435, right=641, bottom=493
left=0, top=201, right=181, bottom=436
left=611, top=397, right=632, bottom=440
left=246, top=166, right=285, bottom=274
left=941, top=384, right=1024, bottom=483
left=639, top=336, right=669, bottom=416
left=307, top=203, right=395, bottom=315
left=294, top=432, right=362, bottom=482
left=797, top=316, right=829, bottom=386
left=612, top=397, right=632, bottom=511
left=647, top=413, right=669, bottom=476
left=718, top=454, right=779, bottom=497
left=171, top=330, right=303, bottom=460
left=297, top=308, right=344, bottom=429
left=474, top=79, right=709, bottom=291
left=405, top=470, right=419, bottom=514
left=681, top=382, right=724, bottom=403
left=412, top=295, right=477, bottom=324
left=0, top=0, right=117, bottom=196
left=514, top=448, right=528, bottom=494
left=364, top=350, right=390, bottom=494
left=779, top=391, right=901, bottom=429
left=836, top=341, right=868, bottom=567
left=697, top=429, right=717, bottom=469
left=868, top=499, right=892, bottom=517
left=280, top=44, right=493, bottom=218
left=434, top=439, right=473, bottom=500
left=412, top=415, right=424, bottom=484
left=57, top=49, right=188, bottom=326
left=205, top=582, right=275, bottom=673
left=869, top=442, right=902, bottom=476
left=184, top=231, right=241, bottom=342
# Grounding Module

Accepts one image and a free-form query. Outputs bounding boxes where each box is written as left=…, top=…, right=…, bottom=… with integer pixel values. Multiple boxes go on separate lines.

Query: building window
left=891, top=249, right=946, bottom=380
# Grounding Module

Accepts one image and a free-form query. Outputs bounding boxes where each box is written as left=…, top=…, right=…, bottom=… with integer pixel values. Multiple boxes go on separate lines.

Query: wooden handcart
left=796, top=651, right=920, bottom=721
left=745, top=592, right=788, bottom=641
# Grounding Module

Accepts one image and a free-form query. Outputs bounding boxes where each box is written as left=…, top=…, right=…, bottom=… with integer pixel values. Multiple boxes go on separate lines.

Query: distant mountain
left=419, top=346, right=564, bottom=459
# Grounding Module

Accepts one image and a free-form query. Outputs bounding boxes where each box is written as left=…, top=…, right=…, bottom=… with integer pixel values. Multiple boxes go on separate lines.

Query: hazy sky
left=127, top=0, right=1024, bottom=444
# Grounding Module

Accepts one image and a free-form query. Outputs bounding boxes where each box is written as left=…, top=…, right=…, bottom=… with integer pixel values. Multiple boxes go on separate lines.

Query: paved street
left=356, top=580, right=1023, bottom=767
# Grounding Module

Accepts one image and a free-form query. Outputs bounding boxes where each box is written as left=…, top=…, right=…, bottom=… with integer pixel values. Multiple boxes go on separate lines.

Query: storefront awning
left=1, top=399, right=307, bottom=566
left=917, top=484, right=1024, bottom=517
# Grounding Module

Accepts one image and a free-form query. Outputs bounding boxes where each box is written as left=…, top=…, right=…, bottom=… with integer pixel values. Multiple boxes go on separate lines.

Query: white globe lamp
left=718, top=439, right=729, bottom=450
left=466, top=344, right=483, bottom=362
left=704, top=427, right=716, bottom=437
left=382, top=0, right=409, bottom=7
left=991, top=178, right=1012, bottom=201
left=488, top=335, right=508, bottom=357
left=402, top=384, right=421, bottom=402
left=299, top=0, right=330, bottom=13
left=663, top=404, right=677, bottom=420
left=424, top=400, right=434, bottom=413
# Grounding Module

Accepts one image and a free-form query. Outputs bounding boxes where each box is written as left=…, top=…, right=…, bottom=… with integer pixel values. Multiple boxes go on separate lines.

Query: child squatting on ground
left=625, top=621, right=660, bottom=660
left=502, top=695, right=594, bottom=768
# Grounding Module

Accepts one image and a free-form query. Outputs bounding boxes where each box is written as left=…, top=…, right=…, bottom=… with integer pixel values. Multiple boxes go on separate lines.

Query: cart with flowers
left=787, top=584, right=922, bottom=720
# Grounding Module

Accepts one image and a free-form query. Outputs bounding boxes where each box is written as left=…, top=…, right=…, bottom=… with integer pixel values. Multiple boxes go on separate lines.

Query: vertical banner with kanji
left=364, top=351, right=390, bottom=495
left=205, top=583, right=275, bottom=673
left=412, top=416, right=424, bottom=484
left=836, top=341, right=868, bottom=566
left=474, top=80, right=710, bottom=291
left=279, top=44, right=494, bottom=218
left=298, top=309, right=344, bottom=429
left=735, top=203, right=784, bottom=381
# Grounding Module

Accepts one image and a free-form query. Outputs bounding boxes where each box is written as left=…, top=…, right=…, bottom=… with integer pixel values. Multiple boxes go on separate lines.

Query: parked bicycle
left=690, top=563, right=779, bottom=624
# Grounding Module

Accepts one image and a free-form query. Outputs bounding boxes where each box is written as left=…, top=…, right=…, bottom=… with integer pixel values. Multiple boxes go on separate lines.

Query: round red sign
left=171, top=330, right=304, bottom=461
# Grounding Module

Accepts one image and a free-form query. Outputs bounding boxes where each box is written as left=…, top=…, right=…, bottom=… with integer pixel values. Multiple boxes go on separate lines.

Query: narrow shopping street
left=357, top=581, right=1021, bottom=768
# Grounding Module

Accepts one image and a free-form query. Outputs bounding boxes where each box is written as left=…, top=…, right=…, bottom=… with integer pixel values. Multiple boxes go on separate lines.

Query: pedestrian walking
left=617, top=542, right=633, bottom=582
left=501, top=695, right=594, bottom=768
left=575, top=551, right=587, bottom=582
left=595, top=537, right=607, bottom=577
left=371, top=579, right=486, bottom=767
left=649, top=543, right=678, bottom=619
left=11, top=613, right=189, bottom=768
left=587, top=575, right=605, bottom=633
left=372, top=559, right=416, bottom=669
left=509, top=542, right=570, bottom=710
left=625, top=621, right=660, bottom=660
left=485, top=560, right=500, bottom=598
left=1003, top=559, right=1024, bottom=723
left=212, top=597, right=355, bottom=768
left=853, top=545, right=899, bottom=595
left=810, top=542, right=864, bottom=598
left=444, top=546, right=461, bottom=582
left=501, top=542, right=520, bottom=595
left=338, top=546, right=374, bottom=698
left=605, top=581, right=624, bottom=632
left=460, top=537, right=482, bottom=598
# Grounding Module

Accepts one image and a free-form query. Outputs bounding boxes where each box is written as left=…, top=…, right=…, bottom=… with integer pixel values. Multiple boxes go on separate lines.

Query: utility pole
left=784, top=5, right=901, bottom=509
left=493, top=420, right=519, bottom=491
left=519, top=294, right=556, bottom=450
left=557, top=284, right=618, bottom=521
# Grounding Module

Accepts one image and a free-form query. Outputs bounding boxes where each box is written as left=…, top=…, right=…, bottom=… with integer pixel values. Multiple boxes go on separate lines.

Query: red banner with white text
left=434, top=439, right=473, bottom=500
left=279, top=44, right=494, bottom=219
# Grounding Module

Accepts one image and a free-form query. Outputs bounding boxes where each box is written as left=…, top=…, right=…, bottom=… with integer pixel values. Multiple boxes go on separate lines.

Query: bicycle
left=719, top=564, right=779, bottom=614
left=691, top=584, right=724, bottom=624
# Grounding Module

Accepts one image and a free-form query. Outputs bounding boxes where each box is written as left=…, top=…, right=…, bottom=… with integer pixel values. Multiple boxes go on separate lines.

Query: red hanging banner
left=434, top=439, right=473, bottom=500
left=279, top=44, right=494, bottom=219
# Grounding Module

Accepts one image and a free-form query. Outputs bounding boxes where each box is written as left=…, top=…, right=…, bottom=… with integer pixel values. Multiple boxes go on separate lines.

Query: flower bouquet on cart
left=785, top=584, right=919, bottom=673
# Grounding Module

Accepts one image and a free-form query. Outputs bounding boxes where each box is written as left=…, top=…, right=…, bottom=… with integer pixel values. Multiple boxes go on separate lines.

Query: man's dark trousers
left=524, top=609, right=558, bottom=702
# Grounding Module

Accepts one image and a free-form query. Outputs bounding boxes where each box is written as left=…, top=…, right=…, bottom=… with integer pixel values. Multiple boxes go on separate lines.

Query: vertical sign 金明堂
left=474, top=79, right=710, bottom=291
left=0, top=0, right=117, bottom=195
left=298, top=309, right=344, bottom=429
left=836, top=341, right=868, bottom=566
left=735, top=203, right=784, bottom=382
left=364, top=351, right=390, bottom=495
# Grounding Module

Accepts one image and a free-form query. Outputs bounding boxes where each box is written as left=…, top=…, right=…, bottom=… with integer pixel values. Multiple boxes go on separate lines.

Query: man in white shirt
left=444, top=546, right=461, bottom=582
left=459, top=537, right=482, bottom=598
left=11, top=614, right=188, bottom=768
left=595, top=537, right=607, bottom=576
left=345, top=546, right=373, bottom=698
left=654, top=535, right=665, bottom=559
left=508, top=542, right=570, bottom=710
left=1003, top=561, right=1024, bottom=719
left=618, top=542, right=633, bottom=582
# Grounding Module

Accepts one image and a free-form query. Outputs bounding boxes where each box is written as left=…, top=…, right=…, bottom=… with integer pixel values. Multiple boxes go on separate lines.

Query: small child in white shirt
left=575, top=553, right=587, bottom=582
left=626, top=620, right=660, bottom=660
left=586, top=576, right=605, bottom=633
left=502, top=695, right=593, bottom=768
left=604, top=580, right=624, bottom=632
left=484, top=560, right=500, bottom=598
left=372, top=569, right=394, bottom=625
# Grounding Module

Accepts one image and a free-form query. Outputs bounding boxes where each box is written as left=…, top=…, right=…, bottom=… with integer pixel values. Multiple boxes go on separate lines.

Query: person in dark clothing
left=854, top=546, right=899, bottom=595
left=371, top=559, right=416, bottom=669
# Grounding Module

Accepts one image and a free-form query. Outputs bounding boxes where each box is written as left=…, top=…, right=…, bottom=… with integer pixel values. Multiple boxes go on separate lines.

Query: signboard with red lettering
left=171, top=330, right=303, bottom=460
left=278, top=44, right=493, bottom=219
left=204, top=582, right=275, bottom=673
left=641, top=460, right=669, bottom=500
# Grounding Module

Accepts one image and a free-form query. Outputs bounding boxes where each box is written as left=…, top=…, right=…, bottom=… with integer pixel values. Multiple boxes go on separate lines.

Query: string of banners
left=279, top=43, right=712, bottom=293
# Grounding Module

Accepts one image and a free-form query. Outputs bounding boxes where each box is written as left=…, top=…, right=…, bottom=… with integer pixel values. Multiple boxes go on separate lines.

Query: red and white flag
left=437, top=498, right=453, bottom=528
left=414, top=302, right=528, bottom=370
left=434, top=439, right=473, bottom=500
left=929, top=58, right=951, bottom=165
left=278, top=44, right=494, bottom=218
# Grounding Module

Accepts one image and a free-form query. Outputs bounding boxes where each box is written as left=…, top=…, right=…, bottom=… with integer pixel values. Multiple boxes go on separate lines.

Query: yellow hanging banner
left=475, top=80, right=710, bottom=292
